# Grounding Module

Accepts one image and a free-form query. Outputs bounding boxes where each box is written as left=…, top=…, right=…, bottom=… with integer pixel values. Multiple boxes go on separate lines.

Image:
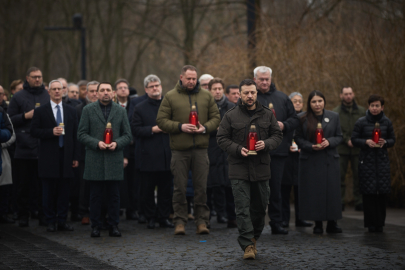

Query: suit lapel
left=45, top=102, right=57, bottom=126
left=321, top=110, right=330, bottom=130
left=94, top=102, right=107, bottom=124
left=107, top=102, right=117, bottom=123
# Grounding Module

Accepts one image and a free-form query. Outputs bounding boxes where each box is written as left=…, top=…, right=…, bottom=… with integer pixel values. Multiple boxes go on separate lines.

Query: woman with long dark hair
left=294, top=90, right=343, bottom=234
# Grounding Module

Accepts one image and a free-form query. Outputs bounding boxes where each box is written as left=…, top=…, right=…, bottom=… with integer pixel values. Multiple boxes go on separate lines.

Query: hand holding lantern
left=189, top=105, right=199, bottom=127
left=372, top=122, right=381, bottom=148
left=104, top=122, right=113, bottom=145
left=247, top=124, right=258, bottom=155
left=315, top=123, right=324, bottom=147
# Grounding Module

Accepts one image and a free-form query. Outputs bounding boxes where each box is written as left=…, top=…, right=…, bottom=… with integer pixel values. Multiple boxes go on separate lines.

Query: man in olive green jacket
left=333, top=87, right=366, bottom=211
left=78, top=82, right=132, bottom=237
left=156, top=65, right=220, bottom=235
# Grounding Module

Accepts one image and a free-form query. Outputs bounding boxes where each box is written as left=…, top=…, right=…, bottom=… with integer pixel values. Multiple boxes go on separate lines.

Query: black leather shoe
left=270, top=223, right=288, bottom=235
left=138, top=214, right=147, bottom=224
left=368, top=226, right=376, bottom=233
left=70, top=213, right=82, bottom=222
left=227, top=220, right=237, bottom=228
left=281, top=221, right=289, bottom=228
left=211, top=210, right=217, bottom=217
left=296, top=220, right=313, bottom=227
left=355, top=204, right=364, bottom=211
left=159, top=219, right=174, bottom=228
left=326, top=220, right=342, bottom=233
left=217, top=216, right=228, bottom=224
left=126, top=211, right=139, bottom=220
left=91, top=227, right=100, bottom=237
left=47, top=223, right=57, bottom=232
left=313, top=226, right=323, bottom=234
left=0, top=215, right=15, bottom=224
left=19, top=219, right=29, bottom=227
left=109, top=225, right=121, bottom=237
left=376, top=226, right=383, bottom=233
left=147, top=219, right=156, bottom=229
left=58, top=223, right=74, bottom=231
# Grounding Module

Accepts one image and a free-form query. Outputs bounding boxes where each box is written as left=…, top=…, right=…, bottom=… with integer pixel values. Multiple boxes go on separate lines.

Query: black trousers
left=42, top=178, right=70, bottom=224
left=207, top=186, right=236, bottom=221
left=89, top=181, right=120, bottom=228
left=69, top=167, right=81, bottom=216
left=0, top=184, right=12, bottom=215
left=79, top=160, right=90, bottom=216
left=14, top=159, right=42, bottom=220
left=124, top=158, right=139, bottom=214
left=363, top=194, right=387, bottom=228
left=281, top=184, right=299, bottom=223
left=140, top=171, right=173, bottom=221
left=268, top=156, right=287, bottom=225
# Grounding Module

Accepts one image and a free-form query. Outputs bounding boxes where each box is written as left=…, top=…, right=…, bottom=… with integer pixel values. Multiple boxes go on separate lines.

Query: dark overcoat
left=30, top=102, right=79, bottom=179
left=77, top=101, right=132, bottom=181
left=207, top=99, right=235, bottom=188
left=131, top=97, right=171, bottom=172
left=351, top=110, right=395, bottom=194
left=294, top=110, right=343, bottom=221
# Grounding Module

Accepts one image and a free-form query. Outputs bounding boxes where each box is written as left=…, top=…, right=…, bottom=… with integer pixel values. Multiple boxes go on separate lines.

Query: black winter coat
left=351, top=110, right=395, bottom=194
left=131, top=97, right=171, bottom=172
left=207, top=98, right=235, bottom=187
left=256, top=83, right=299, bottom=157
left=217, top=100, right=283, bottom=181
left=8, top=81, right=50, bottom=159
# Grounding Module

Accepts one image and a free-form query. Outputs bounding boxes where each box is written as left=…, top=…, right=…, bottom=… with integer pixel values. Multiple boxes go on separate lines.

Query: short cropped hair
left=143, top=75, right=161, bottom=88
left=181, top=65, right=197, bottom=74
left=253, top=66, right=272, bottom=78
left=208, top=78, right=225, bottom=90
left=86, top=81, right=99, bottom=91
left=199, top=74, right=213, bottom=82
left=226, top=84, right=239, bottom=94
left=48, top=80, right=63, bottom=90
left=239, top=79, right=257, bottom=92
left=341, top=86, right=353, bottom=93
left=368, top=94, right=385, bottom=106
left=10, top=79, right=23, bottom=91
left=96, top=82, right=112, bottom=92
left=77, top=80, right=88, bottom=87
left=26, top=67, right=41, bottom=76
left=114, top=78, right=129, bottom=89
left=289, top=92, right=303, bottom=100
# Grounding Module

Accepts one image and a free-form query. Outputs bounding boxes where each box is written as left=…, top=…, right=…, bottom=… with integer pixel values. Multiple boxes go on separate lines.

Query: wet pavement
left=0, top=206, right=404, bottom=269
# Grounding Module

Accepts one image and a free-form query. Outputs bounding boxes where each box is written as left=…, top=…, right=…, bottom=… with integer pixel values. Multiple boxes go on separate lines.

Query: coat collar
left=45, top=102, right=57, bottom=125
left=94, top=101, right=118, bottom=124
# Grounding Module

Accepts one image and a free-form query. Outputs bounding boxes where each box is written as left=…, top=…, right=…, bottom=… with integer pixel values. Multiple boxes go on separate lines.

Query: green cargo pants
left=340, top=154, right=362, bottom=206
left=231, top=179, right=270, bottom=251
left=171, top=149, right=210, bottom=227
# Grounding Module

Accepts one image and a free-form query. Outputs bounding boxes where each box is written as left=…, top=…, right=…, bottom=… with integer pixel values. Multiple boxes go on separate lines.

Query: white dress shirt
left=50, top=100, right=64, bottom=123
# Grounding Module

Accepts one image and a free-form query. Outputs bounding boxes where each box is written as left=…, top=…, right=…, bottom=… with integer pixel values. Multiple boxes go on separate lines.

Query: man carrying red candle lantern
left=78, top=82, right=132, bottom=238
left=217, top=79, right=282, bottom=260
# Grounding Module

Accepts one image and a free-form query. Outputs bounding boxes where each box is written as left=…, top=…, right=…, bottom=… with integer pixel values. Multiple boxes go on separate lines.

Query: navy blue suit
left=31, top=102, right=79, bottom=224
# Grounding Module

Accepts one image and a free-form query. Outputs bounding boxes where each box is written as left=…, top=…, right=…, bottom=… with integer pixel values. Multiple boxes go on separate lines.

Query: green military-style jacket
left=333, top=101, right=366, bottom=155
left=78, top=101, right=132, bottom=180
left=156, top=81, right=220, bottom=150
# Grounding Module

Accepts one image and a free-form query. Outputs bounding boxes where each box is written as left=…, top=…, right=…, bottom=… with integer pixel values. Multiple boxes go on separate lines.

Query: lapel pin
left=325, top=118, right=330, bottom=123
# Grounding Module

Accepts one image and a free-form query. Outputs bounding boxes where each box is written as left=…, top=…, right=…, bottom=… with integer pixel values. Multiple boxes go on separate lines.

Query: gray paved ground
left=1, top=207, right=404, bottom=269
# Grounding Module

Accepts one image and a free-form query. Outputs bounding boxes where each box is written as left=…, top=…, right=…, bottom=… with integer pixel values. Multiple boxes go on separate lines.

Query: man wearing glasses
left=199, top=74, right=214, bottom=91
left=254, top=66, right=300, bottom=235
left=8, top=67, right=50, bottom=227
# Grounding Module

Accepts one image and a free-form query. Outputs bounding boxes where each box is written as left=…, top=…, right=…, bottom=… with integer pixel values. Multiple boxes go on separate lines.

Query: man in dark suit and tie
left=31, top=79, right=79, bottom=232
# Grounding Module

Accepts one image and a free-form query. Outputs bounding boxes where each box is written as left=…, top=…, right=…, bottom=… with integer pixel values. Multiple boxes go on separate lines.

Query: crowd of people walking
left=0, top=65, right=396, bottom=260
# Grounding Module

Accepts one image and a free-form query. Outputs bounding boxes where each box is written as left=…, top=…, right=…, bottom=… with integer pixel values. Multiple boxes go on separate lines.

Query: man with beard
left=254, top=66, right=299, bottom=235
left=8, top=67, right=50, bottom=227
left=217, top=79, right=282, bottom=259
left=333, top=87, right=366, bottom=211
left=78, top=82, right=131, bottom=237
left=156, top=65, right=220, bottom=235
left=206, top=78, right=236, bottom=227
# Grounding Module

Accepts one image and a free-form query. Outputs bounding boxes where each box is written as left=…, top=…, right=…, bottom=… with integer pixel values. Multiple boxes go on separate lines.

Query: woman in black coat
left=280, top=92, right=312, bottom=228
left=294, top=90, right=343, bottom=234
left=351, top=95, right=395, bottom=233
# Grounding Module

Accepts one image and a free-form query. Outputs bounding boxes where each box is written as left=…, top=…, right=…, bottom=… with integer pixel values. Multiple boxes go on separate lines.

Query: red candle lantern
left=372, top=122, right=381, bottom=147
left=104, top=122, right=113, bottom=144
left=269, top=103, right=277, bottom=118
left=247, top=124, right=258, bottom=155
left=189, top=105, right=199, bottom=126
left=315, top=122, right=324, bottom=146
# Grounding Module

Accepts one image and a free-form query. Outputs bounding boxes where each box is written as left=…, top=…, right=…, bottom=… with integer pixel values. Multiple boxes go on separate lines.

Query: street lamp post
left=44, top=13, right=87, bottom=80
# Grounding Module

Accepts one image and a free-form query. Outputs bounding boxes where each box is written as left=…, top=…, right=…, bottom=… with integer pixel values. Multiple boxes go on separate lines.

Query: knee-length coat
left=294, top=110, right=343, bottom=221
left=78, top=101, right=132, bottom=181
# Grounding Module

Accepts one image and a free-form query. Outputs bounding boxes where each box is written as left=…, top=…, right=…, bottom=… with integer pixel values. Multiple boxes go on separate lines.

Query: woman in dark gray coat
left=351, top=95, right=395, bottom=233
left=294, top=90, right=343, bottom=234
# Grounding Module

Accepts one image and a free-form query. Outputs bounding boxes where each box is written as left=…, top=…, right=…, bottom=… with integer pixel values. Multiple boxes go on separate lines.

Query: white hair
left=86, top=81, right=99, bottom=91
left=253, top=66, right=272, bottom=78
left=289, top=92, right=303, bottom=100
left=199, top=74, right=214, bottom=82
left=48, top=80, right=63, bottom=90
